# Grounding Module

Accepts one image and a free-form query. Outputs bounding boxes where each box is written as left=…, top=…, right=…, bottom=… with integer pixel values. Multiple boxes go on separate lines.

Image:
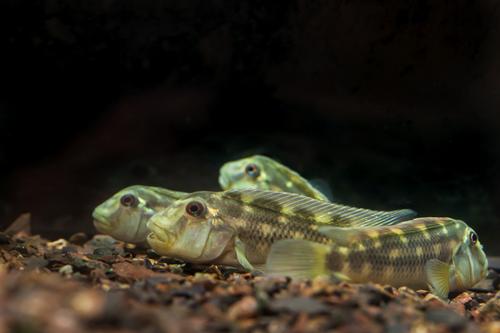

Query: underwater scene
left=1, top=1, right=499, bottom=332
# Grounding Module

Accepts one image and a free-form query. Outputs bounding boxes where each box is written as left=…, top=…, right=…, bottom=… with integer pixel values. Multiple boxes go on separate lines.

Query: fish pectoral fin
left=425, top=259, right=451, bottom=300
left=235, top=237, right=254, bottom=271
left=265, top=239, right=330, bottom=280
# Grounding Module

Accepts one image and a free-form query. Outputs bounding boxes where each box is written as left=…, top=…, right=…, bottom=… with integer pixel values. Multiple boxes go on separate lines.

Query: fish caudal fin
left=265, top=240, right=331, bottom=280
left=425, top=259, right=451, bottom=300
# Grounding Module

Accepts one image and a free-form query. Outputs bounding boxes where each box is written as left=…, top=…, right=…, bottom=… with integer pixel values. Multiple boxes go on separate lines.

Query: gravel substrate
left=0, top=222, right=499, bottom=333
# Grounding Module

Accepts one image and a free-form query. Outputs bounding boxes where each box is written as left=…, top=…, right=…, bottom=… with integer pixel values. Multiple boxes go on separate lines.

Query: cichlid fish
left=219, top=155, right=331, bottom=201
left=92, top=185, right=187, bottom=244
left=266, top=217, right=488, bottom=299
left=146, top=189, right=416, bottom=270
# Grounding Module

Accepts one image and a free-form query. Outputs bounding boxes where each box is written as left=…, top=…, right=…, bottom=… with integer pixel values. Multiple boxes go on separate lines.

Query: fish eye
left=469, top=232, right=478, bottom=245
left=245, top=163, right=260, bottom=178
left=185, top=201, right=206, bottom=217
left=120, top=194, right=139, bottom=208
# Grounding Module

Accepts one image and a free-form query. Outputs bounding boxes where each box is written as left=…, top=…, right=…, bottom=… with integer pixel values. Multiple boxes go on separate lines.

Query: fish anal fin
left=425, top=259, right=451, bottom=300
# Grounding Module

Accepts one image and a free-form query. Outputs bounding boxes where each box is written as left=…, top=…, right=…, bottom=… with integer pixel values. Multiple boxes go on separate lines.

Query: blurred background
left=0, top=1, right=499, bottom=254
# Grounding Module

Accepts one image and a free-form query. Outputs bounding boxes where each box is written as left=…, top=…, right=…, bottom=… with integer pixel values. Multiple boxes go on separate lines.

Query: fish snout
left=93, top=219, right=112, bottom=234
left=218, top=173, right=232, bottom=189
left=92, top=210, right=113, bottom=233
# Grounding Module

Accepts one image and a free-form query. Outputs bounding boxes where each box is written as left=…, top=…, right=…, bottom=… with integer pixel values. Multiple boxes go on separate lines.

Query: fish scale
left=229, top=205, right=331, bottom=263
left=333, top=219, right=461, bottom=285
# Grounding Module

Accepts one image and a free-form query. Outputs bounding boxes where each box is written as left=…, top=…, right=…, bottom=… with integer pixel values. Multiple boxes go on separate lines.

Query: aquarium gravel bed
left=0, top=218, right=499, bottom=333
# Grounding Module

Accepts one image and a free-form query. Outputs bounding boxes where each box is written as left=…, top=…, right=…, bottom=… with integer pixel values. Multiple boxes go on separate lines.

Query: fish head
left=147, top=192, right=234, bottom=263
left=92, top=185, right=185, bottom=243
left=218, top=155, right=276, bottom=190
left=451, top=222, right=488, bottom=289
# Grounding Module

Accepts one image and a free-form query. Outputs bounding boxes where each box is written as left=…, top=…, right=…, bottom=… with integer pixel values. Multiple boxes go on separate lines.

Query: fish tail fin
left=265, top=240, right=331, bottom=280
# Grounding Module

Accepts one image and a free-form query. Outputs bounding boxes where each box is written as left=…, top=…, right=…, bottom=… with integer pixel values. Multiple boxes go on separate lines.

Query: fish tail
left=265, top=239, right=331, bottom=280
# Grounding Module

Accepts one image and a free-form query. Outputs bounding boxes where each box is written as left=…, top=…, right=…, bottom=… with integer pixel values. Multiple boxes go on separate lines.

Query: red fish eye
left=469, top=232, right=478, bottom=245
left=120, top=194, right=139, bottom=208
left=245, top=163, right=260, bottom=178
left=186, top=201, right=205, bottom=217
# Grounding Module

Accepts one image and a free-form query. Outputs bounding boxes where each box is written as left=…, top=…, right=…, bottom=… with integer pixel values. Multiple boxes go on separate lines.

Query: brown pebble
left=227, top=296, right=258, bottom=320
left=69, top=232, right=88, bottom=245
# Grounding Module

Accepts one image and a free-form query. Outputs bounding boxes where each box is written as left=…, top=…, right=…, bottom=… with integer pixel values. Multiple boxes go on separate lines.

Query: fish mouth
left=146, top=232, right=175, bottom=255
left=148, top=221, right=176, bottom=245
left=92, top=212, right=113, bottom=233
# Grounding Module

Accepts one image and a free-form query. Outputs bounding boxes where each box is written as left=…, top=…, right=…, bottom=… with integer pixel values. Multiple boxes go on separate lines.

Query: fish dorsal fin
left=223, top=189, right=416, bottom=227
left=425, top=259, right=451, bottom=300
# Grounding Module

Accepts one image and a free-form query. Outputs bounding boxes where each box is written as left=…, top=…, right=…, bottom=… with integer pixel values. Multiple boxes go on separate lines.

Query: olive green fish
left=266, top=217, right=488, bottom=299
left=219, top=155, right=331, bottom=201
left=146, top=189, right=416, bottom=270
left=92, top=185, right=187, bottom=244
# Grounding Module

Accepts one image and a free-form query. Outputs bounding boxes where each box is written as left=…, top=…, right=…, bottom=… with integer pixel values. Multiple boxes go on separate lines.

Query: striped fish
left=93, top=185, right=187, bottom=244
left=146, top=189, right=416, bottom=270
left=219, top=155, right=331, bottom=201
left=266, top=217, right=489, bottom=299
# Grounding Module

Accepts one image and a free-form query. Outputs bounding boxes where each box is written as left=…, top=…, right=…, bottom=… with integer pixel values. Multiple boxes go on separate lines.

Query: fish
left=146, top=189, right=417, bottom=270
left=265, top=217, right=489, bottom=299
left=218, top=155, right=331, bottom=201
left=92, top=185, right=187, bottom=244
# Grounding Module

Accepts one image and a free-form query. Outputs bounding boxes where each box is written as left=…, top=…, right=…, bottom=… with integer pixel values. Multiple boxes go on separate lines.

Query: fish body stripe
left=326, top=218, right=467, bottom=287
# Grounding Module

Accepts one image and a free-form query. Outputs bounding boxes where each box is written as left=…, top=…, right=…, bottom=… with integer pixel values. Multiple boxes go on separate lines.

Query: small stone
left=227, top=296, right=258, bottom=320
left=478, top=293, right=500, bottom=321
left=68, top=232, right=88, bottom=245
left=425, top=308, right=467, bottom=330
left=25, top=257, right=49, bottom=270
left=47, top=239, right=69, bottom=250
left=59, top=264, right=73, bottom=276
left=449, top=292, right=473, bottom=315
left=70, top=290, right=105, bottom=319
left=271, top=297, right=329, bottom=314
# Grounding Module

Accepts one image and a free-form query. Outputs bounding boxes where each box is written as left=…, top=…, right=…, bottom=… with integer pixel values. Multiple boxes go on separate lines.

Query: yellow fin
left=235, top=237, right=254, bottom=271
left=223, top=189, right=416, bottom=228
left=265, top=239, right=330, bottom=280
left=425, top=259, right=451, bottom=299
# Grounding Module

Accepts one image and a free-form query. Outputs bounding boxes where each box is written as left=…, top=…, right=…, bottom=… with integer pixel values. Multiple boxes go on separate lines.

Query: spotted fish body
left=146, top=189, right=416, bottom=269
left=266, top=217, right=488, bottom=298
left=219, top=155, right=331, bottom=201
left=92, top=185, right=187, bottom=244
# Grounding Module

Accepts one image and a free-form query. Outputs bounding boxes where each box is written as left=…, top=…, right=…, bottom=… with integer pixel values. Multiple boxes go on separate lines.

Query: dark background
left=1, top=1, right=499, bottom=254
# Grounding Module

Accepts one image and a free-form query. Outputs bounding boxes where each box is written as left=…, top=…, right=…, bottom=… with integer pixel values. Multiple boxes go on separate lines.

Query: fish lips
left=92, top=212, right=113, bottom=234
left=147, top=220, right=232, bottom=263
